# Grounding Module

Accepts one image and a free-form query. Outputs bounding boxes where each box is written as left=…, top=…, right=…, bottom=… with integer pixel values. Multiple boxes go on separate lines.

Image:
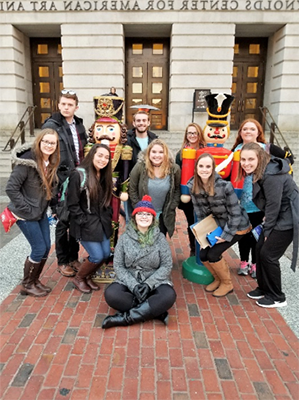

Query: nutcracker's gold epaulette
left=121, top=145, right=133, bottom=161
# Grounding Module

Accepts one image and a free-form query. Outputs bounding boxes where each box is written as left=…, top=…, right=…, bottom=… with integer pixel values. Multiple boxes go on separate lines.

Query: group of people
left=5, top=89, right=298, bottom=331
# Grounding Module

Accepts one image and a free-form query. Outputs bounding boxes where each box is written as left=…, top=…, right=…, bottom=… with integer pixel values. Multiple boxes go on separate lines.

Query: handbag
left=0, top=207, right=18, bottom=233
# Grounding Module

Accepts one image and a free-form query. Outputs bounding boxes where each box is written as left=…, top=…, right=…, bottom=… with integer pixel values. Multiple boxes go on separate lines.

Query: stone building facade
left=0, top=1, right=298, bottom=133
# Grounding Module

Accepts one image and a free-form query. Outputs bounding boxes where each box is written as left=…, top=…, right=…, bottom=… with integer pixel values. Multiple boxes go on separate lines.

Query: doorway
left=125, top=38, right=169, bottom=130
left=230, top=38, right=268, bottom=130
left=31, top=38, right=63, bottom=128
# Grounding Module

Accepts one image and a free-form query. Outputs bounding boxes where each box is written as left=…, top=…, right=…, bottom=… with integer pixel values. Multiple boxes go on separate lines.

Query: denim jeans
left=80, top=234, right=111, bottom=263
left=17, top=213, right=51, bottom=262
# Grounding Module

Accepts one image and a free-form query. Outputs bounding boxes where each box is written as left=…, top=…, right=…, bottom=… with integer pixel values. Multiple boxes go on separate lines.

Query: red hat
left=132, top=195, right=156, bottom=217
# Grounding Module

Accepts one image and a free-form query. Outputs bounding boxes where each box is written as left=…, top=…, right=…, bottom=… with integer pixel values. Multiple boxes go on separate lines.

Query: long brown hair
left=192, top=153, right=216, bottom=196
left=32, top=129, right=60, bottom=200
left=231, top=119, right=266, bottom=151
left=145, top=139, right=171, bottom=179
left=238, top=142, right=270, bottom=183
left=80, top=143, right=112, bottom=207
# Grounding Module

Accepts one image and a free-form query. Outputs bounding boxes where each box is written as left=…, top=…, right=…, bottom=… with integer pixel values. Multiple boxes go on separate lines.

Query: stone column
left=168, top=22, right=235, bottom=132
left=61, top=22, right=125, bottom=128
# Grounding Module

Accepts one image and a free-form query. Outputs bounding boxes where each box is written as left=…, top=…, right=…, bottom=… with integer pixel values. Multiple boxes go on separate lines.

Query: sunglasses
left=61, top=89, right=76, bottom=95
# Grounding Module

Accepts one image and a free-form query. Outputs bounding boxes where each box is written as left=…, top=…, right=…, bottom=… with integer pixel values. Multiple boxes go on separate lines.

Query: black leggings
left=238, top=211, right=264, bottom=264
left=104, top=282, right=177, bottom=316
left=200, top=233, right=244, bottom=263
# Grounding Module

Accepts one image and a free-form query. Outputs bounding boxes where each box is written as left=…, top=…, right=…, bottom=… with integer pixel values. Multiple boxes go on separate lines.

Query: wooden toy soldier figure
left=87, top=90, right=133, bottom=283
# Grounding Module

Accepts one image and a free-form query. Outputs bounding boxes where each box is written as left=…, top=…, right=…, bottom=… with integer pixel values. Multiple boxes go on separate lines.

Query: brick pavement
left=0, top=211, right=298, bottom=400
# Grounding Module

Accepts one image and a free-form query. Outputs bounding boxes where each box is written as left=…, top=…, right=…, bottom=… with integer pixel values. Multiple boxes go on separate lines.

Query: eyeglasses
left=187, top=132, right=198, bottom=136
left=61, top=89, right=76, bottom=95
left=136, top=212, right=152, bottom=218
left=41, top=140, right=57, bottom=147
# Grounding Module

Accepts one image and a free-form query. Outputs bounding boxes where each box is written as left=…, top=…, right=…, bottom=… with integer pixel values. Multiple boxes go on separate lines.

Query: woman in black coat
left=67, top=143, right=113, bottom=293
left=6, top=129, right=60, bottom=297
left=239, top=142, right=298, bottom=308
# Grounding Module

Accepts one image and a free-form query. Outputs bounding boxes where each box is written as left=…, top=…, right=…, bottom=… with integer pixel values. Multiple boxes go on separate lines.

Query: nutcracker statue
left=181, top=93, right=234, bottom=285
left=87, top=89, right=132, bottom=283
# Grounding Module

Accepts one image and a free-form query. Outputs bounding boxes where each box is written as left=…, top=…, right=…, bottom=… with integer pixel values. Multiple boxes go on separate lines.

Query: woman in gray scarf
left=102, top=195, right=176, bottom=329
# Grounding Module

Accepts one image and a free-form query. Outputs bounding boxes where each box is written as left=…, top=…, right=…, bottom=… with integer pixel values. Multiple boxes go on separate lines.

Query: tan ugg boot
left=202, top=261, right=221, bottom=292
left=210, top=259, right=233, bottom=297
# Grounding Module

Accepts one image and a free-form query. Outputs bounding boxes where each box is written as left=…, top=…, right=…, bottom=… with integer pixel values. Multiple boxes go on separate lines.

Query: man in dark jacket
left=42, top=90, right=87, bottom=277
left=125, top=110, right=158, bottom=221
left=127, top=111, right=158, bottom=169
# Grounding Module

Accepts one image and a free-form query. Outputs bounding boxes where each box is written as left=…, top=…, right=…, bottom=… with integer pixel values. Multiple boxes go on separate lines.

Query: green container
left=182, top=256, right=214, bottom=285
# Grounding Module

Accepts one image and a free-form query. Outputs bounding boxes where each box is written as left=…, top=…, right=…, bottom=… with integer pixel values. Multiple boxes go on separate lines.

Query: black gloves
left=133, top=283, right=150, bottom=303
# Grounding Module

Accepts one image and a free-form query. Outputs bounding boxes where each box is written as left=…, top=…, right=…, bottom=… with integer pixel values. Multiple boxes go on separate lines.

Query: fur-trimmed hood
left=11, top=143, right=37, bottom=170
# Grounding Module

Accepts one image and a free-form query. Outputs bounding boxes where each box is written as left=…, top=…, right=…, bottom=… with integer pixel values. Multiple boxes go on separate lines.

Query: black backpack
left=56, top=167, right=89, bottom=223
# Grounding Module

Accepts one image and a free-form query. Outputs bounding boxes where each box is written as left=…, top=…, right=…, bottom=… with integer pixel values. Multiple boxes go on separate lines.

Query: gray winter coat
left=6, top=144, right=51, bottom=220
left=113, top=223, right=173, bottom=292
left=129, top=154, right=181, bottom=237
left=187, top=174, right=250, bottom=242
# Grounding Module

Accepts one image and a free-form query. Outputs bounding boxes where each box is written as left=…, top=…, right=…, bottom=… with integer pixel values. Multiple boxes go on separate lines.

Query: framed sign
left=193, top=89, right=211, bottom=112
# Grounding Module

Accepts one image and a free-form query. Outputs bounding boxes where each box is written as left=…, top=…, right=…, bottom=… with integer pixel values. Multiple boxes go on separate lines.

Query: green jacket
left=129, top=156, right=181, bottom=237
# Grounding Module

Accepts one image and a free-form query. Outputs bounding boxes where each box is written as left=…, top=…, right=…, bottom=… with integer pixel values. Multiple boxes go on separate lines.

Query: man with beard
left=125, top=110, right=158, bottom=221
left=127, top=110, right=158, bottom=169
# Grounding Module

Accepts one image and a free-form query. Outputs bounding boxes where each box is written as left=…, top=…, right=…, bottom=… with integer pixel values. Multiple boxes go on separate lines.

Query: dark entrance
left=125, top=38, right=169, bottom=130
left=31, top=38, right=62, bottom=128
left=231, top=38, right=267, bottom=130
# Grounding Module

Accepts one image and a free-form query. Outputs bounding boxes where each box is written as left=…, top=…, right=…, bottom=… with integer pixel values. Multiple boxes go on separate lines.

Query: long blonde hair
left=192, top=153, right=216, bottom=196
left=145, top=139, right=171, bottom=179
left=32, top=129, right=60, bottom=200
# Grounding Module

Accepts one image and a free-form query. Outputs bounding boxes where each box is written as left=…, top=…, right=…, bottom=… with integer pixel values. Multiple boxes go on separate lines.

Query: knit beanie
left=132, top=195, right=157, bottom=217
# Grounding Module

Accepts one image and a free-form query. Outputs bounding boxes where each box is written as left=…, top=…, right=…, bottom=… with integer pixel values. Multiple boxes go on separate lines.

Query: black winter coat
left=126, top=128, right=158, bottom=171
left=252, top=157, right=299, bottom=271
left=67, top=168, right=113, bottom=242
left=6, top=144, right=54, bottom=221
left=42, top=112, right=87, bottom=185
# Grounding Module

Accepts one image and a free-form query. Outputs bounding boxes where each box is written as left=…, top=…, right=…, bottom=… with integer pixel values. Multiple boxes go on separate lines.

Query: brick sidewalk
left=0, top=211, right=298, bottom=400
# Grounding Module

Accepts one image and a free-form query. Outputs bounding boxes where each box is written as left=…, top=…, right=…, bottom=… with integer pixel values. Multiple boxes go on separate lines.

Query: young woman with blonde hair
left=129, top=138, right=181, bottom=237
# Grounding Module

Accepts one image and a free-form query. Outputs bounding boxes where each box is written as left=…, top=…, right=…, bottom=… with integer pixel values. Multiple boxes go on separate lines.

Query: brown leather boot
left=20, top=258, right=48, bottom=297
left=72, top=259, right=98, bottom=293
left=211, top=259, right=233, bottom=297
left=35, top=258, right=51, bottom=293
left=202, top=261, right=221, bottom=292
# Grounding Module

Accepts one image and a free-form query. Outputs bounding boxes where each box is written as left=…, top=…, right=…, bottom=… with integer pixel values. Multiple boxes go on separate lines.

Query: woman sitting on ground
left=187, top=153, right=251, bottom=297
left=102, top=195, right=177, bottom=329
left=67, top=143, right=113, bottom=293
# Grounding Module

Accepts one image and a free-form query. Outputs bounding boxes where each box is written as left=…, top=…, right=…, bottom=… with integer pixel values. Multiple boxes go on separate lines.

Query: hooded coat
left=113, top=223, right=173, bottom=292
left=252, top=157, right=299, bottom=271
left=6, top=143, right=52, bottom=221
left=128, top=152, right=181, bottom=237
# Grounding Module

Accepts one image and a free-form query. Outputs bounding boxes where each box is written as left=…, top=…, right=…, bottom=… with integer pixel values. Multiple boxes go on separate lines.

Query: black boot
left=155, top=312, right=169, bottom=325
left=102, top=300, right=154, bottom=329
left=20, top=258, right=48, bottom=297
left=35, top=258, right=51, bottom=293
